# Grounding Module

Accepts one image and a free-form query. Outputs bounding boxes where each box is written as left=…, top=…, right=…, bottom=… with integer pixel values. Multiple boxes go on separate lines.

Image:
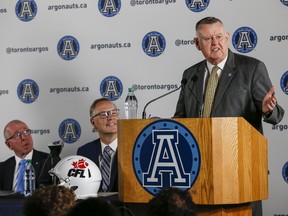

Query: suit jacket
left=77, top=139, right=118, bottom=192
left=0, top=149, right=60, bottom=191
left=174, top=49, right=284, bottom=133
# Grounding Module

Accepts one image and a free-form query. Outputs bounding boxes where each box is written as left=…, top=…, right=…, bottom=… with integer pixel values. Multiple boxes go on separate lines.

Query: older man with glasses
left=77, top=98, right=119, bottom=193
left=0, top=119, right=60, bottom=192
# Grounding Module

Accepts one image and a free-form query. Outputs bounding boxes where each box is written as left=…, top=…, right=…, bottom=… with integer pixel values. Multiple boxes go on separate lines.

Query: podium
left=117, top=117, right=268, bottom=216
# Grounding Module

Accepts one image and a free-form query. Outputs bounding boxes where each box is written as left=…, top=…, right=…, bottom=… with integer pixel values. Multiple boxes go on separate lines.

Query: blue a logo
left=57, top=36, right=80, bottom=61
left=232, top=27, right=257, bottom=53
left=280, top=71, right=288, bottom=95
left=133, top=119, right=201, bottom=195
left=280, top=0, right=288, bottom=6
left=185, top=0, right=210, bottom=12
left=142, top=31, right=166, bottom=57
left=282, top=161, right=288, bottom=184
left=17, top=79, right=39, bottom=104
left=15, top=0, right=37, bottom=22
left=100, top=76, right=123, bottom=101
left=58, top=119, right=81, bottom=144
left=98, top=0, right=121, bottom=17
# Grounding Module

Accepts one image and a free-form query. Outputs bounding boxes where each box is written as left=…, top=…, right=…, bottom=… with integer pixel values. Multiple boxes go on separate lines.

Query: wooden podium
left=117, top=117, right=268, bottom=216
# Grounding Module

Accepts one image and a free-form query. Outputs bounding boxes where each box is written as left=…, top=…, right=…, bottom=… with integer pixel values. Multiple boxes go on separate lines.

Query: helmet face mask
left=50, top=155, right=102, bottom=199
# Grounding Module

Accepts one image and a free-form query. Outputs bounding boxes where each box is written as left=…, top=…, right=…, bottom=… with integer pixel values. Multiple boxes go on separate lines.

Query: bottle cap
left=128, top=88, right=134, bottom=92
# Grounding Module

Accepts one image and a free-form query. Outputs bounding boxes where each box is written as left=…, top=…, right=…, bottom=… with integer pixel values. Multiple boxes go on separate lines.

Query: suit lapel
left=212, top=50, right=236, bottom=113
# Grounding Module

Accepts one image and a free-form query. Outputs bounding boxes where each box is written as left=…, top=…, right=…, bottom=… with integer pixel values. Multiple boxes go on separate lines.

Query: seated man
left=77, top=98, right=119, bottom=192
left=0, top=119, right=60, bottom=192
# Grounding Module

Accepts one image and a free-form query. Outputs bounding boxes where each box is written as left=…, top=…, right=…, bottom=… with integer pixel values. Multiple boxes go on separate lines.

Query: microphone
left=187, top=75, right=203, bottom=117
left=48, top=140, right=64, bottom=157
left=142, top=79, right=187, bottom=119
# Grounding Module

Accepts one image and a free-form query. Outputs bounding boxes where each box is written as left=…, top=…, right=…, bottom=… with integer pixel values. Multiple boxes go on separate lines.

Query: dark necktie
left=15, top=159, right=26, bottom=193
left=203, top=66, right=219, bottom=117
left=101, top=146, right=114, bottom=192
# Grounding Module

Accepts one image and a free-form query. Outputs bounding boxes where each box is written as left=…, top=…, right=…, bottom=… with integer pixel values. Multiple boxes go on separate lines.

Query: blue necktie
left=101, top=146, right=114, bottom=192
left=16, top=159, right=26, bottom=193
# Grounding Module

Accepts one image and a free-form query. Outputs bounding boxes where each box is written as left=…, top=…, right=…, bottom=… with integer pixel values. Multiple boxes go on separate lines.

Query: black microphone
left=142, top=79, right=187, bottom=119
left=187, top=75, right=203, bottom=117
left=48, top=140, right=64, bottom=157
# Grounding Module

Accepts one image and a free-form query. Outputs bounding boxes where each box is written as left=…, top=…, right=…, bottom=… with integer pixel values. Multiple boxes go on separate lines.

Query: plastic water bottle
left=124, top=87, right=138, bottom=119
left=23, top=159, right=36, bottom=197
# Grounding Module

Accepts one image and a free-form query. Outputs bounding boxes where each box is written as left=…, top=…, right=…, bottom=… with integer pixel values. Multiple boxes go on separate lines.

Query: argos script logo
left=15, top=0, right=37, bottom=22
left=68, top=159, right=91, bottom=178
left=58, top=119, right=81, bottom=143
left=232, top=27, right=257, bottom=53
left=185, top=0, right=210, bottom=12
left=57, top=36, right=80, bottom=61
left=133, top=119, right=201, bottom=195
left=17, top=79, right=39, bottom=104
left=100, top=76, right=123, bottom=101
left=142, top=31, right=166, bottom=57
left=98, top=0, right=121, bottom=17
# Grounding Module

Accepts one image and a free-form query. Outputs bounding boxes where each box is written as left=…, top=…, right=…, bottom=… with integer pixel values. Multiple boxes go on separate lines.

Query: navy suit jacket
left=77, top=139, right=118, bottom=192
left=0, top=149, right=60, bottom=191
left=174, top=49, right=284, bottom=133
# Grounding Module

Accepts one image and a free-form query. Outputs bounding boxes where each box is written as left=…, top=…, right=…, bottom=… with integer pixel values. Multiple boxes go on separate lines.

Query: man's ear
left=194, top=37, right=201, bottom=50
left=5, top=141, right=12, bottom=150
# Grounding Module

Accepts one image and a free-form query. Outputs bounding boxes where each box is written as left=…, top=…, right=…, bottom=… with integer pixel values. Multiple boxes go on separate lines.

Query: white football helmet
left=49, top=155, right=102, bottom=199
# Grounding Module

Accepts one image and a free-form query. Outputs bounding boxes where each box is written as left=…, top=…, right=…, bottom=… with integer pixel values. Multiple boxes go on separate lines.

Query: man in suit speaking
left=77, top=98, right=119, bottom=192
left=0, top=119, right=60, bottom=192
left=173, top=17, right=285, bottom=216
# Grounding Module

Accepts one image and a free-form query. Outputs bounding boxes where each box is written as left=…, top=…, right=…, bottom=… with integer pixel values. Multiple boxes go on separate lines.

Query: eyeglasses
left=91, top=109, right=120, bottom=120
left=6, top=129, right=32, bottom=141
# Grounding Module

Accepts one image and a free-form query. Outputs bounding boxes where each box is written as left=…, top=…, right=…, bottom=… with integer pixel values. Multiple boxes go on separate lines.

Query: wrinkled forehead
left=197, top=22, right=226, bottom=37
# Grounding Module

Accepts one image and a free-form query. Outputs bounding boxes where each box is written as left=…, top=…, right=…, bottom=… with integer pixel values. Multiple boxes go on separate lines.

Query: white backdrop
left=0, top=0, right=287, bottom=215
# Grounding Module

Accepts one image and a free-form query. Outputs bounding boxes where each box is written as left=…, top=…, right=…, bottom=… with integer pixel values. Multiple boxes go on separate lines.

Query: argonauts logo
left=58, top=119, right=81, bottom=144
left=185, top=0, right=210, bottom=12
left=15, top=0, right=37, bottom=22
left=282, top=161, right=288, bottom=184
left=142, top=31, right=166, bottom=57
left=280, top=71, right=288, bottom=95
left=133, top=119, right=201, bottom=195
left=280, top=0, right=288, bottom=6
left=17, top=79, right=39, bottom=104
left=232, top=26, right=257, bottom=53
left=100, top=76, right=123, bottom=101
left=57, top=36, right=80, bottom=61
left=98, top=0, right=121, bottom=17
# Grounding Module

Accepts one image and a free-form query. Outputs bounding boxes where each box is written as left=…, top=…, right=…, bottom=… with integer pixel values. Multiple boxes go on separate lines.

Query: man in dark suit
left=77, top=98, right=119, bottom=192
left=0, top=119, right=60, bottom=191
left=174, top=17, right=284, bottom=216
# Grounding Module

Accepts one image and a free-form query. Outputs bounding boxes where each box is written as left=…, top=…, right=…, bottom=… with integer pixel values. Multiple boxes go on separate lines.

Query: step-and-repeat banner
left=0, top=0, right=287, bottom=214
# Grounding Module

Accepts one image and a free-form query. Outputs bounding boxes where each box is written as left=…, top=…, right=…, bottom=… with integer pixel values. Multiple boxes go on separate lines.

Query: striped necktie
left=101, top=146, right=114, bottom=192
left=203, top=66, right=219, bottom=117
left=15, top=159, right=26, bottom=193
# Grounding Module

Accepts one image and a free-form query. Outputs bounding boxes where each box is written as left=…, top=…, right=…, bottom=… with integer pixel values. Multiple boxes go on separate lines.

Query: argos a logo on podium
left=132, top=119, right=201, bottom=195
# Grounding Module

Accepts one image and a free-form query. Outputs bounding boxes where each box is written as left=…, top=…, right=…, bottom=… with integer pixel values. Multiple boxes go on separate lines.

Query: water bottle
left=23, top=159, right=36, bottom=197
left=124, top=87, right=138, bottom=119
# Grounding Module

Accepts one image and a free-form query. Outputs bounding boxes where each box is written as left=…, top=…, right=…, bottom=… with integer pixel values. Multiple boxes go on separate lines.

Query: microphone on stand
left=142, top=79, right=187, bottom=119
left=37, top=140, right=64, bottom=186
left=48, top=140, right=64, bottom=157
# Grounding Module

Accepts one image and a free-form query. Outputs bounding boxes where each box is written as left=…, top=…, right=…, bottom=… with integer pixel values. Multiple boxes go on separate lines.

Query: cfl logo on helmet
left=68, top=159, right=92, bottom=178
left=185, top=0, right=210, bottom=12
left=15, top=0, right=37, bottom=22
left=57, top=36, right=80, bottom=61
left=232, top=26, right=257, bottom=53
left=142, top=31, right=166, bottom=57
left=98, top=0, right=121, bottom=17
